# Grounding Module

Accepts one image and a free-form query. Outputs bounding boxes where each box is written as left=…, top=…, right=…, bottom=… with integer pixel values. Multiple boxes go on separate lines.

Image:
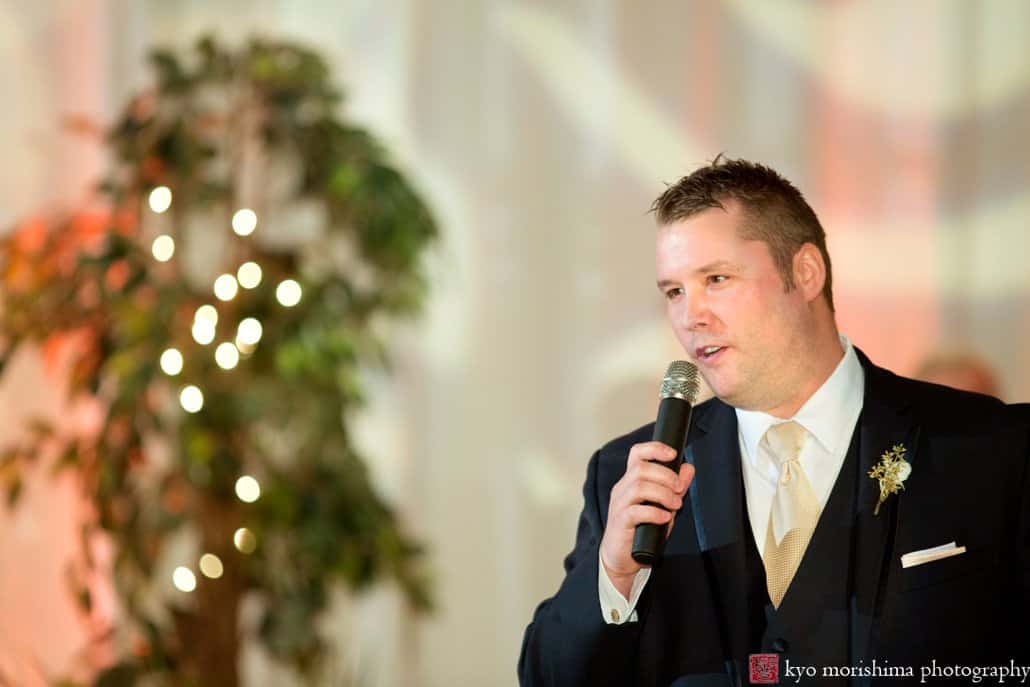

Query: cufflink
left=610, top=608, right=620, bottom=622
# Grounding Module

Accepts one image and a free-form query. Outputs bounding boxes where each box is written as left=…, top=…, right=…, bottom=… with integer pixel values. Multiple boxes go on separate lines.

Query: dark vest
left=758, top=427, right=863, bottom=685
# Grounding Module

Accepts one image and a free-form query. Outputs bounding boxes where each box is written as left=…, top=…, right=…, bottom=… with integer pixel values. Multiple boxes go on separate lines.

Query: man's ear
left=793, top=243, right=826, bottom=303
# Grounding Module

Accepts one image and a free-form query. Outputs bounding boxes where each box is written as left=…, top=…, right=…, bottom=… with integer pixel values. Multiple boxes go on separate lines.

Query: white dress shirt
left=599, top=336, right=865, bottom=624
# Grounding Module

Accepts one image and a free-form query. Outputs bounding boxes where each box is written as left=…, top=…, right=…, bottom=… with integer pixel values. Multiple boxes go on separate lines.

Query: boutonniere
left=868, top=444, right=911, bottom=516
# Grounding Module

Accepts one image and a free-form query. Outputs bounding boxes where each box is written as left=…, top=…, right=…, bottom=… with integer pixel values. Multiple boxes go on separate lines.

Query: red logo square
left=749, top=653, right=779, bottom=684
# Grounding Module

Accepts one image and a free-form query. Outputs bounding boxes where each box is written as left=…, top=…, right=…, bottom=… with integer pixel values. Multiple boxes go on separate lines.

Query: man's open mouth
left=696, top=345, right=726, bottom=361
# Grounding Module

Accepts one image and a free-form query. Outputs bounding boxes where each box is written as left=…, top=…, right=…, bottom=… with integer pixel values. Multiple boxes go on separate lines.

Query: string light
left=160, top=348, right=183, bottom=376
left=199, top=553, right=223, bottom=579
left=276, top=279, right=302, bottom=307
left=232, top=209, right=257, bottom=236
left=172, top=566, right=196, bottom=592
left=151, top=235, right=175, bottom=262
left=149, top=186, right=172, bottom=214
left=236, top=317, right=263, bottom=346
left=215, top=342, right=240, bottom=370
left=192, top=305, right=218, bottom=345
left=235, top=475, right=261, bottom=503
left=195, top=305, right=218, bottom=325
left=233, top=527, right=257, bottom=554
left=237, top=261, right=262, bottom=289
left=214, top=274, right=239, bottom=302
left=180, top=385, right=204, bottom=413
left=191, top=320, right=216, bottom=345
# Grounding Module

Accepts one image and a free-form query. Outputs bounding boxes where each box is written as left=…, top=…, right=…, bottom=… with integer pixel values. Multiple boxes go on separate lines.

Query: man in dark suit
left=518, top=158, right=1030, bottom=686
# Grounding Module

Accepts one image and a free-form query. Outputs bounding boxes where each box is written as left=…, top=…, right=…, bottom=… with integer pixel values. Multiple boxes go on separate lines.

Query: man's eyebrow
left=695, top=260, right=742, bottom=274
left=656, top=260, right=743, bottom=288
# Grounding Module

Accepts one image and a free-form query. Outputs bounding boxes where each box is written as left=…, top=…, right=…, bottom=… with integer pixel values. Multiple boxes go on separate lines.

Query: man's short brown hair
left=651, top=155, right=834, bottom=312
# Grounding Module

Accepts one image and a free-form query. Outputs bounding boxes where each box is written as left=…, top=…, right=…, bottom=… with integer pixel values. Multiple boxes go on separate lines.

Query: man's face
left=655, top=204, right=813, bottom=414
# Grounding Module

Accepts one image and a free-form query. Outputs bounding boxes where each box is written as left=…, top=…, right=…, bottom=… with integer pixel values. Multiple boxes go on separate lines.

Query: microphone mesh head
left=660, top=361, right=700, bottom=402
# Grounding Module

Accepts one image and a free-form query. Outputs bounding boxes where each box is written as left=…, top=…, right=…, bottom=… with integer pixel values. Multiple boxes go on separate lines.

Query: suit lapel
left=685, top=400, right=743, bottom=552
left=682, top=400, right=762, bottom=674
left=849, top=350, right=922, bottom=668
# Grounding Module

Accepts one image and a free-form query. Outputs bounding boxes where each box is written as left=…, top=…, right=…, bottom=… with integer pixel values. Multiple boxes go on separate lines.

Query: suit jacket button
left=772, top=638, right=789, bottom=653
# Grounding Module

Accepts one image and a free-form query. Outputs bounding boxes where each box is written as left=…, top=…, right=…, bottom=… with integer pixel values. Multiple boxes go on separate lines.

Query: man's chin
left=703, top=378, right=763, bottom=411
left=703, top=378, right=742, bottom=407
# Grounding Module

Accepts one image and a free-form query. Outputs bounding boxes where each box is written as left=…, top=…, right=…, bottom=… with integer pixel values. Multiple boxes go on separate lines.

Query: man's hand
left=599, top=442, right=694, bottom=599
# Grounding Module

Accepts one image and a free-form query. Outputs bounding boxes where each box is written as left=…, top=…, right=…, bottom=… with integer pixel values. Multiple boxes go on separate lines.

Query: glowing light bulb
left=195, top=304, right=218, bottom=325
left=179, top=385, right=204, bottom=413
left=276, top=279, right=302, bottom=307
left=233, top=527, right=257, bottom=554
left=232, top=209, right=257, bottom=236
left=214, top=274, right=239, bottom=302
left=215, top=342, right=240, bottom=370
left=172, top=566, right=196, bottom=592
left=237, top=261, right=262, bottom=289
left=160, top=348, right=183, bottom=376
left=149, top=186, right=172, bottom=213
left=235, top=475, right=261, bottom=503
left=151, top=234, right=175, bottom=262
left=236, top=317, right=263, bottom=346
left=191, top=320, right=216, bottom=345
left=199, top=553, right=223, bottom=579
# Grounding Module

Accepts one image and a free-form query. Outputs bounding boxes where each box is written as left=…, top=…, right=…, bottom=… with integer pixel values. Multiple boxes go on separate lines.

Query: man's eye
left=707, top=275, right=728, bottom=285
left=664, top=287, right=683, bottom=300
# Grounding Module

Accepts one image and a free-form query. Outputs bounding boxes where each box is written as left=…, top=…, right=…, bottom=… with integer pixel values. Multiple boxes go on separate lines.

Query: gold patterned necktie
left=762, top=421, right=820, bottom=608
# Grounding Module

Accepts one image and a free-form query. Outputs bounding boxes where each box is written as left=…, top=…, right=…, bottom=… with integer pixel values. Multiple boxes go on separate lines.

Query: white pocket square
left=900, top=541, right=966, bottom=569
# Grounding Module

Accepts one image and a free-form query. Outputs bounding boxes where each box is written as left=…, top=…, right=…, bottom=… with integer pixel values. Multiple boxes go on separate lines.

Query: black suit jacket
left=519, top=351, right=1030, bottom=686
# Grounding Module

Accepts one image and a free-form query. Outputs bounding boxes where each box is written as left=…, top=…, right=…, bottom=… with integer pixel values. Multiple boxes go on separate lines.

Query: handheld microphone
left=631, top=360, right=700, bottom=566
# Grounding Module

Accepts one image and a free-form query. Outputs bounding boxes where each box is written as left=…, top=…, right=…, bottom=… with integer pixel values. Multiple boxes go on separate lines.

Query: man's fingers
left=619, top=455, right=693, bottom=495
left=678, top=462, right=695, bottom=492
left=616, top=479, right=683, bottom=513
left=629, top=460, right=686, bottom=493
left=627, top=441, right=678, bottom=468
left=626, top=443, right=696, bottom=490
left=623, top=504, right=673, bottom=528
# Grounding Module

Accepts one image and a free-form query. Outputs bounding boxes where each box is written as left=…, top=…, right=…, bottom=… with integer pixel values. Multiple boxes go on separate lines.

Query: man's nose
left=681, top=292, right=710, bottom=330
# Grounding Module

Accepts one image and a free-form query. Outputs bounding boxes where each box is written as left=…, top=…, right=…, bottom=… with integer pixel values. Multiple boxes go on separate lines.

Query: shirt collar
left=735, top=335, right=864, bottom=466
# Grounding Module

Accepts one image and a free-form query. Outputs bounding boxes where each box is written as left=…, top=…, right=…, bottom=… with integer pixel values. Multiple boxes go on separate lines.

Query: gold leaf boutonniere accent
left=868, top=444, right=911, bottom=516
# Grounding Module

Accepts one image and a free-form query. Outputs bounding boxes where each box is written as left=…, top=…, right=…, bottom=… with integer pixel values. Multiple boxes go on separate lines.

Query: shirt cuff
left=597, top=550, right=651, bottom=624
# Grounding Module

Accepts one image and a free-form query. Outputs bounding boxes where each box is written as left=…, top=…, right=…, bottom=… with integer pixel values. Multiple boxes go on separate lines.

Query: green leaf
left=51, top=445, right=80, bottom=475
left=6, top=477, right=22, bottom=507
left=27, top=418, right=55, bottom=439
left=76, top=586, right=93, bottom=614
left=148, top=49, right=189, bottom=92
left=94, top=663, right=139, bottom=687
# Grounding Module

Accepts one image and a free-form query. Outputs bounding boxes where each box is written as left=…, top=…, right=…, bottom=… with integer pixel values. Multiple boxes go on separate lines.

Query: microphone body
left=631, top=361, right=698, bottom=566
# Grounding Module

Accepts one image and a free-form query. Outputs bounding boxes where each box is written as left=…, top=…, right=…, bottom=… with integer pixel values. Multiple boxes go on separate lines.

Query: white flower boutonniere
left=868, top=444, right=911, bottom=516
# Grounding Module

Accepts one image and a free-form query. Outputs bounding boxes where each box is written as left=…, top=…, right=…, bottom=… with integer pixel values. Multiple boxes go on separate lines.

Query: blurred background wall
left=1, top=1, right=1029, bottom=685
